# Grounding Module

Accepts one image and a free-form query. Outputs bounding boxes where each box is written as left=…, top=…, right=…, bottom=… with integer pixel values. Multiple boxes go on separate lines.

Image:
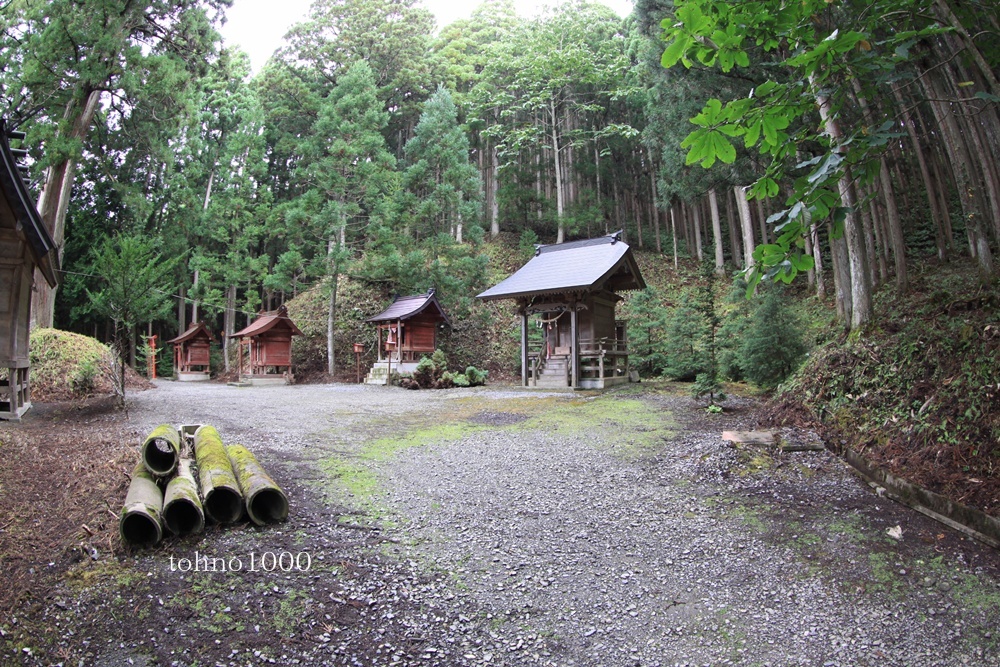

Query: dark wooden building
left=0, top=121, right=59, bottom=419
left=364, top=289, right=449, bottom=384
left=165, top=321, right=214, bottom=381
left=477, top=232, right=645, bottom=389
left=230, top=305, right=302, bottom=385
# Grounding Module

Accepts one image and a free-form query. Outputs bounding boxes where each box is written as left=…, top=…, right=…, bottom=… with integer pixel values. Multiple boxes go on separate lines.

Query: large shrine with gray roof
left=477, top=231, right=645, bottom=389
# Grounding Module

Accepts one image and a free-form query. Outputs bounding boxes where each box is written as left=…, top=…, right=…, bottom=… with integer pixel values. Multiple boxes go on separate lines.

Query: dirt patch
left=0, top=397, right=134, bottom=618
left=467, top=410, right=529, bottom=426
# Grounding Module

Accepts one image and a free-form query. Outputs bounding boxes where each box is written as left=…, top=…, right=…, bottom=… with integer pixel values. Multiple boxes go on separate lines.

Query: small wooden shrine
left=0, top=120, right=59, bottom=419
left=477, top=231, right=645, bottom=389
left=165, top=322, right=214, bottom=381
left=364, top=289, right=450, bottom=384
left=230, top=305, right=302, bottom=385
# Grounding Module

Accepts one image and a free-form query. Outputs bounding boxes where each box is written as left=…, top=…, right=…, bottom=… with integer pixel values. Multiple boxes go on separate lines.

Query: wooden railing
left=579, top=337, right=629, bottom=381
left=526, top=337, right=629, bottom=385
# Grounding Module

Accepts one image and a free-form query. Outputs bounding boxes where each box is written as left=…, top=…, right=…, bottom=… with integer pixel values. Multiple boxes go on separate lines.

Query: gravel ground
left=6, top=380, right=1000, bottom=666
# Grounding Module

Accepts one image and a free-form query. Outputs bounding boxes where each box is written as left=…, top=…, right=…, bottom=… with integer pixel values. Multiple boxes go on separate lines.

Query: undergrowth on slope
left=769, top=264, right=1000, bottom=516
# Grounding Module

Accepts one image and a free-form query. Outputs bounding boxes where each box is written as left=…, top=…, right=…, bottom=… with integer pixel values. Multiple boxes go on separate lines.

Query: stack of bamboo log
left=119, top=424, right=288, bottom=547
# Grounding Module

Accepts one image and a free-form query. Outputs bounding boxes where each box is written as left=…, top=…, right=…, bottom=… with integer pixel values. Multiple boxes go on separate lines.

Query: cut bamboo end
left=194, top=425, right=244, bottom=523
left=163, top=459, right=205, bottom=536
left=227, top=444, right=288, bottom=526
left=120, top=462, right=163, bottom=547
left=141, top=423, right=182, bottom=476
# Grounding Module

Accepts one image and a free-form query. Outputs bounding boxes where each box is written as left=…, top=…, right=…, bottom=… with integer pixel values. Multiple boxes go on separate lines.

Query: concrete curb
left=843, top=448, right=1000, bottom=550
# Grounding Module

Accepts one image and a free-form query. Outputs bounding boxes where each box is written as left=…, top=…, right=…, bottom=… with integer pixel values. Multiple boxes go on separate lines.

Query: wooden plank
left=722, top=430, right=776, bottom=445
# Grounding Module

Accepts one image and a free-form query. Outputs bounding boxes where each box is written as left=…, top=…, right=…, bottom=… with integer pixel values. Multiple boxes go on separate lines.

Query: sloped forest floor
left=1, top=380, right=999, bottom=667
left=765, top=264, right=1000, bottom=519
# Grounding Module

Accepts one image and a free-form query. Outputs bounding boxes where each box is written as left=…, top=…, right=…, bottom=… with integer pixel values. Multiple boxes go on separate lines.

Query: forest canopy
left=1, top=0, right=998, bottom=371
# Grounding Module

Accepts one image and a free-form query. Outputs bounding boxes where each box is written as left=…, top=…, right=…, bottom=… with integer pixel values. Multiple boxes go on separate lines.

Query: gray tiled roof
left=366, top=290, right=450, bottom=324
left=477, top=233, right=645, bottom=301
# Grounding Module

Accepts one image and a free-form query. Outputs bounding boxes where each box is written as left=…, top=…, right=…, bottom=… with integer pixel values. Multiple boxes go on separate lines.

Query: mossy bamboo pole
left=120, top=461, right=163, bottom=547
left=141, top=424, right=181, bottom=477
left=162, top=459, right=205, bottom=536
left=193, top=425, right=243, bottom=523
left=227, top=444, right=289, bottom=525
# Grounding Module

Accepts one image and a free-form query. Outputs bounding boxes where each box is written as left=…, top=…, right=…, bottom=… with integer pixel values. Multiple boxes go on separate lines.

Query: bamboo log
left=227, top=444, right=289, bottom=526
left=162, top=459, right=205, bottom=536
left=141, top=424, right=181, bottom=476
left=120, top=462, right=163, bottom=547
left=193, top=425, right=243, bottom=523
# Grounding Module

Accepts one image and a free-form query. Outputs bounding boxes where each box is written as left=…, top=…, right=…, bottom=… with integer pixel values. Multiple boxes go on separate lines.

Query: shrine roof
left=231, top=305, right=303, bottom=338
left=366, top=289, right=450, bottom=325
left=476, top=232, right=645, bottom=301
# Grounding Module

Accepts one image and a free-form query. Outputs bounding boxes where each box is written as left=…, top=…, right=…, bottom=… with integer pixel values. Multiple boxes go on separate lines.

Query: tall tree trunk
left=813, top=78, right=872, bottom=328
left=491, top=144, right=500, bottom=237
left=693, top=197, right=703, bottom=261
left=922, top=68, right=995, bottom=281
left=893, top=83, right=948, bottom=261
left=754, top=198, right=768, bottom=246
left=933, top=0, right=1000, bottom=96
left=635, top=187, right=644, bottom=248
left=224, top=285, right=236, bottom=372
left=878, top=158, right=909, bottom=292
left=857, top=182, right=883, bottom=289
left=593, top=143, right=601, bottom=238
left=735, top=185, right=755, bottom=270
left=177, top=285, right=187, bottom=336
left=829, top=223, right=852, bottom=323
left=726, top=189, right=742, bottom=269
left=928, top=132, right=957, bottom=251
left=670, top=204, right=679, bottom=270
left=191, top=270, right=200, bottom=324
left=811, top=222, right=827, bottom=300
left=31, top=87, right=103, bottom=328
left=709, top=188, right=724, bottom=274
left=647, top=147, right=661, bottom=253
left=942, top=48, right=1000, bottom=239
left=327, top=236, right=338, bottom=376
left=550, top=100, right=565, bottom=243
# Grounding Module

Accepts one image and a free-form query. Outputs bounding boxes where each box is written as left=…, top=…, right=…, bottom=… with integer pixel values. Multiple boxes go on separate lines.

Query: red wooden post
left=353, top=342, right=364, bottom=383
left=148, top=335, right=158, bottom=379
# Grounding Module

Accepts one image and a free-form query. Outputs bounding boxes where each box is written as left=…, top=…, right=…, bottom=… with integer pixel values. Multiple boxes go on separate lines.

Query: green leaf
left=790, top=253, right=815, bottom=272
left=662, top=34, right=693, bottom=69
left=713, top=133, right=737, bottom=163
left=676, top=3, right=710, bottom=34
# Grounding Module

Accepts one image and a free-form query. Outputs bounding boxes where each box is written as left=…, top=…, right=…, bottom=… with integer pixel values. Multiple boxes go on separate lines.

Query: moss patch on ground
left=318, top=391, right=677, bottom=515
left=513, top=395, right=678, bottom=459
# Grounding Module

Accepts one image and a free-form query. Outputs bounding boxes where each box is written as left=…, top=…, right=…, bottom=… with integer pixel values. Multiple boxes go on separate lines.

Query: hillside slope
left=765, top=264, right=999, bottom=517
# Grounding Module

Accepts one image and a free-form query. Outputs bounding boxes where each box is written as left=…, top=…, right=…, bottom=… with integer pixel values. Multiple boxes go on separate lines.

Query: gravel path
left=19, top=380, right=999, bottom=666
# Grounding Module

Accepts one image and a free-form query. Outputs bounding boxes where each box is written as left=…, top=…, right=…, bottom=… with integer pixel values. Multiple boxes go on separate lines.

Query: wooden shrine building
left=166, top=322, right=214, bottom=381
left=0, top=120, right=59, bottom=419
left=364, top=289, right=449, bottom=384
left=477, top=231, right=645, bottom=389
left=230, top=305, right=302, bottom=385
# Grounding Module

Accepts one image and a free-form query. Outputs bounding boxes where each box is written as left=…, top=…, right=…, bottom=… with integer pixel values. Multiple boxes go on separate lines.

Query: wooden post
left=570, top=301, right=578, bottom=388
left=386, top=343, right=392, bottom=386
left=148, top=335, right=157, bottom=380
left=520, top=309, right=528, bottom=387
